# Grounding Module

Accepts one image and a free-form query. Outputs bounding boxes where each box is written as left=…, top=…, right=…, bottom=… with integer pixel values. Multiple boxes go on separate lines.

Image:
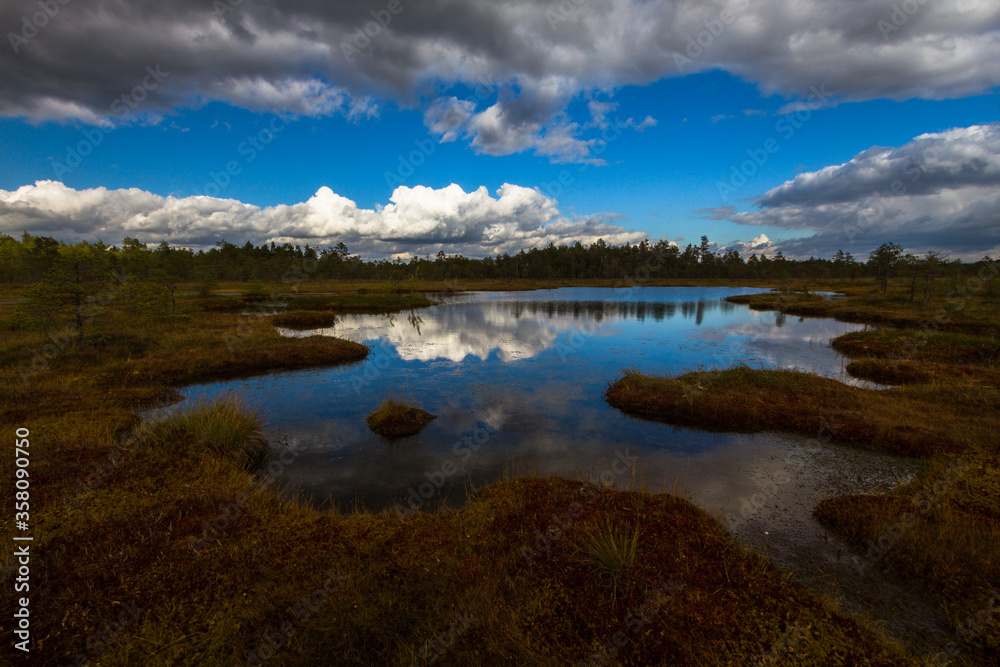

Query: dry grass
left=133, top=394, right=269, bottom=470
left=365, top=397, right=436, bottom=438
left=725, top=286, right=1000, bottom=337
left=605, top=366, right=999, bottom=457
left=284, top=294, right=434, bottom=312
left=271, top=310, right=338, bottom=328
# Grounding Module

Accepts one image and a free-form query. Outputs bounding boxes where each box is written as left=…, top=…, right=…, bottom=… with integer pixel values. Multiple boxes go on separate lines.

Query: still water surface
left=164, top=287, right=912, bottom=518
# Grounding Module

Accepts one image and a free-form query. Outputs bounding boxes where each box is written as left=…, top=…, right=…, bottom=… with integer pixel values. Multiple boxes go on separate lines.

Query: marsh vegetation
left=1, top=233, right=997, bottom=664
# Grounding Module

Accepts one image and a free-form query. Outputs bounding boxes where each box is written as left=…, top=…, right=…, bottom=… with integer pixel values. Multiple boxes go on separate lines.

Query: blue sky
left=1, top=0, right=999, bottom=258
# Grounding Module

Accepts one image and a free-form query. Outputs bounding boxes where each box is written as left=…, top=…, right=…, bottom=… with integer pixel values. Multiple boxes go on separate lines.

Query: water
left=160, top=286, right=906, bottom=514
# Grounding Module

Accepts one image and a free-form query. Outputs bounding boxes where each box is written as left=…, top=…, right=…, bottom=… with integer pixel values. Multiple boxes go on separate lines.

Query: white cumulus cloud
left=0, top=180, right=647, bottom=257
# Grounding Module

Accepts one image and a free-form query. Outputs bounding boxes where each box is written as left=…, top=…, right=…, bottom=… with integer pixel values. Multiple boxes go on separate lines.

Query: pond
left=163, top=286, right=914, bottom=517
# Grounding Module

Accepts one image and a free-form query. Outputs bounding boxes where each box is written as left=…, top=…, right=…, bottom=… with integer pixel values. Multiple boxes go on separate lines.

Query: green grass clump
left=366, top=397, right=436, bottom=438
left=578, top=517, right=641, bottom=581
left=134, top=394, right=269, bottom=470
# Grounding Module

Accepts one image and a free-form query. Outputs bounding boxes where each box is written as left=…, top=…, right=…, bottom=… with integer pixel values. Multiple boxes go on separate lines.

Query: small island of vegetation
left=366, top=397, right=437, bottom=438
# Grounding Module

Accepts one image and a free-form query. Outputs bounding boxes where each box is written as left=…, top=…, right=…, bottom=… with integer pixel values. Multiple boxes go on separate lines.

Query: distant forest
left=1, top=231, right=994, bottom=289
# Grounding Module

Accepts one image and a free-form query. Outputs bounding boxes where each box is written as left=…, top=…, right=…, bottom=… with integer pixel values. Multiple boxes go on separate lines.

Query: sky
left=1, top=0, right=999, bottom=260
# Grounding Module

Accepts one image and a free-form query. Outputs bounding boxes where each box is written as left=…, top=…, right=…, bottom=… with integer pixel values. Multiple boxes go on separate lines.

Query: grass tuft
left=134, top=394, right=269, bottom=470
left=365, top=396, right=436, bottom=439
left=578, top=517, right=641, bottom=578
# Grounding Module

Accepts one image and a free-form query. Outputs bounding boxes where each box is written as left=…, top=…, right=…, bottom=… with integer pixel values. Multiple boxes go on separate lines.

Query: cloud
left=3, top=0, right=999, bottom=162
left=423, top=97, right=475, bottom=142
left=693, top=206, right=736, bottom=220
left=729, top=124, right=1000, bottom=258
left=634, top=116, right=657, bottom=132
left=0, top=180, right=647, bottom=257
left=587, top=100, right=618, bottom=129
left=725, top=233, right=780, bottom=257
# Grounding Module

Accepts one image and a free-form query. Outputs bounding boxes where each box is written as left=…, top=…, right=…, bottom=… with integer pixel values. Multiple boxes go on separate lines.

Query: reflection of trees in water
left=407, top=311, right=424, bottom=335
left=497, top=299, right=736, bottom=324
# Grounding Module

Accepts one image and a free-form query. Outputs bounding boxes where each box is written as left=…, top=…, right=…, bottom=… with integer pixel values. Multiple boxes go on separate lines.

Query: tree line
left=6, top=231, right=996, bottom=345
left=3, top=232, right=992, bottom=288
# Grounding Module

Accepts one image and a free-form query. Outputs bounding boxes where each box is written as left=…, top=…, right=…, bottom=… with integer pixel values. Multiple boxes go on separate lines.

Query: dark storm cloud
left=3, top=1, right=1000, bottom=160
